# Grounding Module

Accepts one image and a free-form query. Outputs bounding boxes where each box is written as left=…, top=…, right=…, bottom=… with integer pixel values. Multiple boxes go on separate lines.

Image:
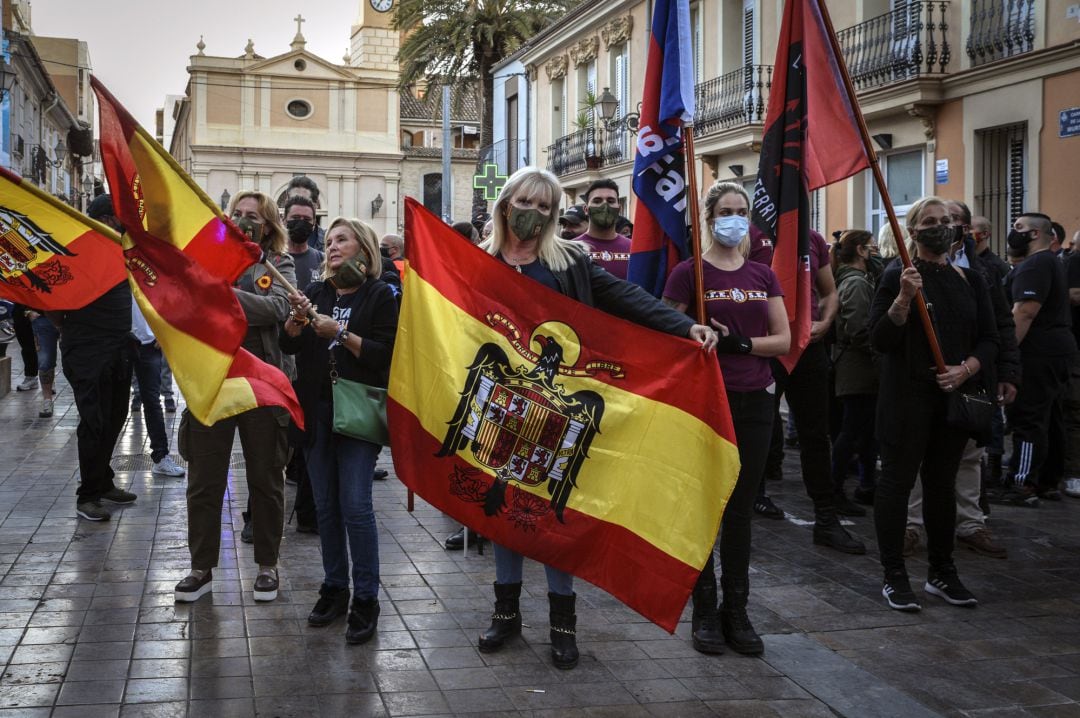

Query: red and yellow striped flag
left=92, top=77, right=259, bottom=282
left=0, top=167, right=125, bottom=309
left=93, top=77, right=301, bottom=428
left=389, top=199, right=740, bottom=631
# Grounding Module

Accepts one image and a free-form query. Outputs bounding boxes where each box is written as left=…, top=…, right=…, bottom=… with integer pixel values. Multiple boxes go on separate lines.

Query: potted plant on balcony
left=574, top=91, right=602, bottom=170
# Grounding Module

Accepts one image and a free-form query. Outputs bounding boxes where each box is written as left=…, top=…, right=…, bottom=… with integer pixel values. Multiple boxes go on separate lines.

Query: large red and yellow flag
left=0, top=167, right=125, bottom=309
left=92, top=77, right=259, bottom=282
left=93, top=77, right=301, bottom=428
left=390, top=199, right=740, bottom=631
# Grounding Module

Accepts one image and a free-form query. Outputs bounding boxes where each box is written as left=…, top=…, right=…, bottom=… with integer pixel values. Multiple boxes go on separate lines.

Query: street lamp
left=0, top=60, right=15, bottom=102
left=595, top=87, right=640, bottom=132
left=53, top=139, right=67, bottom=167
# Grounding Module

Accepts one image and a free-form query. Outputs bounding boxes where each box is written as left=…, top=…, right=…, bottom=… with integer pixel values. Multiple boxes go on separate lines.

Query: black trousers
left=763, top=342, right=836, bottom=511
left=63, top=343, right=132, bottom=503
left=1006, top=353, right=1070, bottom=491
left=710, top=389, right=775, bottom=584
left=832, top=394, right=878, bottom=492
left=875, top=391, right=967, bottom=574
left=13, top=305, right=37, bottom=377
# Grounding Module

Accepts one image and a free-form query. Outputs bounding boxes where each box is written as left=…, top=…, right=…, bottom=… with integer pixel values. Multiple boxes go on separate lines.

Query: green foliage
left=393, top=0, right=577, bottom=92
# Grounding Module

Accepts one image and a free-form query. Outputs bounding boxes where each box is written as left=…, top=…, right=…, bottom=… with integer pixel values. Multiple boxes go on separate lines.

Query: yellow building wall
left=933, top=99, right=965, bottom=202
left=826, top=182, right=847, bottom=235
left=357, top=89, right=389, bottom=133
left=206, top=81, right=241, bottom=126
left=1046, top=0, right=1080, bottom=48
left=1041, top=70, right=1080, bottom=231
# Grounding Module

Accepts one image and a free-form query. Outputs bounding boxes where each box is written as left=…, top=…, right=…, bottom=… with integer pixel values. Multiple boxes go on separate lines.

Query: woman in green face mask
left=471, top=167, right=718, bottom=670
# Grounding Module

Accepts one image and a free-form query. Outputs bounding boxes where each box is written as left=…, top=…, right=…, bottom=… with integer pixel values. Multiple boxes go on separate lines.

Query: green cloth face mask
left=508, top=206, right=547, bottom=241
left=588, top=204, right=618, bottom=230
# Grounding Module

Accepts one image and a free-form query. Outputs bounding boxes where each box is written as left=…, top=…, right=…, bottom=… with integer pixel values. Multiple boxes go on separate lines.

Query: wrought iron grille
left=836, top=1, right=952, bottom=91
left=967, top=0, right=1036, bottom=67
left=974, top=122, right=1027, bottom=257
left=693, top=64, right=772, bottom=137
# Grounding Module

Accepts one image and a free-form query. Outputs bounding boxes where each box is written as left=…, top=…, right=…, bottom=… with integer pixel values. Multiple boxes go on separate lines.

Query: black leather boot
left=478, top=582, right=521, bottom=652
left=308, top=584, right=349, bottom=627
left=720, top=576, right=764, bottom=656
left=345, top=597, right=380, bottom=645
left=548, top=592, right=579, bottom=669
left=813, top=508, right=866, bottom=555
left=690, top=556, right=723, bottom=654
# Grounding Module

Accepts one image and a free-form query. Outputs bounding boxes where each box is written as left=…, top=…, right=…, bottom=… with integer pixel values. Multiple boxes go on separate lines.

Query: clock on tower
left=350, top=0, right=398, bottom=69
left=370, top=0, right=393, bottom=11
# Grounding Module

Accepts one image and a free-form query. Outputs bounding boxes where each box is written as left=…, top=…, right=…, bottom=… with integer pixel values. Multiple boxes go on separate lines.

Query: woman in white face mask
left=662, top=181, right=790, bottom=657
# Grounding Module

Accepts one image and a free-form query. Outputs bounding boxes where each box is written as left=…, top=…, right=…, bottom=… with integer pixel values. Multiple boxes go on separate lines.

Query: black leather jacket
left=550, top=248, right=696, bottom=337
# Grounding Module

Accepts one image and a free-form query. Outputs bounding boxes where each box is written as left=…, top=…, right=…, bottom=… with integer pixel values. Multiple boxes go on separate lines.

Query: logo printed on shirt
left=333, top=306, right=353, bottom=322
left=704, top=288, right=768, bottom=303
left=588, top=251, right=630, bottom=263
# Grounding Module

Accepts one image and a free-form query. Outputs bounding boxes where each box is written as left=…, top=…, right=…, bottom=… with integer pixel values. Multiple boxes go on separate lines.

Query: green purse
left=329, top=353, right=389, bottom=446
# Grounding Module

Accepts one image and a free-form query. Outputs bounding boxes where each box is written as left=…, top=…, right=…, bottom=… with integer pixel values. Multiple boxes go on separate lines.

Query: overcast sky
left=31, top=0, right=361, bottom=129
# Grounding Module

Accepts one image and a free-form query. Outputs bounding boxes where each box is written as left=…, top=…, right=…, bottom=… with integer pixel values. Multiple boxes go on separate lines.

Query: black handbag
left=946, top=385, right=994, bottom=438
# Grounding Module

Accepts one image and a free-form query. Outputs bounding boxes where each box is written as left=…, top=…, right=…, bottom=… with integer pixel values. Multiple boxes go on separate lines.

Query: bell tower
left=348, top=0, right=398, bottom=71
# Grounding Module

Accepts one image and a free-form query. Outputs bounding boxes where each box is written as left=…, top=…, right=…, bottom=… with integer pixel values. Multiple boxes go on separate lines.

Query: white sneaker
left=16, top=376, right=38, bottom=391
left=152, top=456, right=185, bottom=477
left=38, top=398, right=53, bottom=418
left=1065, top=478, right=1080, bottom=499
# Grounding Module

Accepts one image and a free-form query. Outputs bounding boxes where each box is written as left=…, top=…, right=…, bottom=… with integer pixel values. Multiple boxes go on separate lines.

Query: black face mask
left=286, top=218, right=313, bottom=244
left=1007, top=229, right=1034, bottom=253
left=915, top=225, right=955, bottom=256
left=865, top=253, right=885, bottom=278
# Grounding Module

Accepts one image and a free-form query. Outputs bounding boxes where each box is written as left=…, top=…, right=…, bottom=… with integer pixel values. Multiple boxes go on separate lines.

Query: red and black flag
left=751, top=0, right=870, bottom=371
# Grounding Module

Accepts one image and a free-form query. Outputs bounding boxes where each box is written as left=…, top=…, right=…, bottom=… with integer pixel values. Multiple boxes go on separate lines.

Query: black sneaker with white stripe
left=882, top=571, right=921, bottom=612
left=924, top=567, right=978, bottom=607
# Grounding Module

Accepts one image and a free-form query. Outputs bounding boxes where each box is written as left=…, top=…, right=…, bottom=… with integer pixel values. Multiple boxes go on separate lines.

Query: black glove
left=716, top=334, right=753, bottom=355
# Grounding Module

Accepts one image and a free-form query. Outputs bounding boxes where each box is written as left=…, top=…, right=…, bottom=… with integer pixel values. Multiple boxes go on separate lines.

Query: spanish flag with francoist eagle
left=0, top=167, right=126, bottom=309
left=389, top=199, right=739, bottom=631
left=92, top=77, right=302, bottom=429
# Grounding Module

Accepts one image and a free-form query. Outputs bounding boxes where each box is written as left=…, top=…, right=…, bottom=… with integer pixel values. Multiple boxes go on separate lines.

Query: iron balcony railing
left=693, top=64, right=772, bottom=137
left=836, top=1, right=952, bottom=92
left=545, top=124, right=631, bottom=177
left=967, top=0, right=1035, bottom=67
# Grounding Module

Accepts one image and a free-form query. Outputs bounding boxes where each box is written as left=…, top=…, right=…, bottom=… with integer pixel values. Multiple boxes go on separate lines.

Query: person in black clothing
left=67, top=194, right=138, bottom=521
left=989, top=212, right=1077, bottom=505
left=869, top=196, right=998, bottom=612
left=282, top=217, right=398, bottom=645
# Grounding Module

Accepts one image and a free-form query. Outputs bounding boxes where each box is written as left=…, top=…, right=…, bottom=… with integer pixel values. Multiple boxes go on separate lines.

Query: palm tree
left=393, top=0, right=577, bottom=223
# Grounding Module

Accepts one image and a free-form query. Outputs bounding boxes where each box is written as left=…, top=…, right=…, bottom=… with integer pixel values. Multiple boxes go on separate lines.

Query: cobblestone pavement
left=1, top=376, right=1078, bottom=717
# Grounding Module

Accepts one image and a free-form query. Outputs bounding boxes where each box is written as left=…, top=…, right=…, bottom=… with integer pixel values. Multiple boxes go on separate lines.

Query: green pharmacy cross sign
left=473, top=163, right=507, bottom=202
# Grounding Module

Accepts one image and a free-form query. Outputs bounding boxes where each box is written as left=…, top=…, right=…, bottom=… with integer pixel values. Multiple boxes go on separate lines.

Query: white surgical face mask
left=712, top=215, right=748, bottom=247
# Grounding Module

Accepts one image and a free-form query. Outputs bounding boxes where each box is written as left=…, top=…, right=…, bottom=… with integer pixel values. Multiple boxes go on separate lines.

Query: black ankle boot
left=720, top=577, right=763, bottom=656
left=813, top=508, right=866, bottom=555
left=548, top=592, right=578, bottom=669
left=308, top=585, right=349, bottom=627
left=345, top=597, right=380, bottom=644
left=478, top=582, right=521, bottom=652
left=690, top=559, right=724, bottom=654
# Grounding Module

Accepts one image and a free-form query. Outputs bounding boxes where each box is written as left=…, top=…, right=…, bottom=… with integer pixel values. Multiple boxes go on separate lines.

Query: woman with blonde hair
left=282, top=216, right=398, bottom=644
left=474, top=166, right=717, bottom=669
left=663, top=181, right=790, bottom=656
left=869, top=196, right=998, bottom=612
left=174, top=190, right=296, bottom=604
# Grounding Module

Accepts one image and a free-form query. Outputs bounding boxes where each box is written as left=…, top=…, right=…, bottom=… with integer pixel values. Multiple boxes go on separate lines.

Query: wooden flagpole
left=815, top=0, right=946, bottom=373
left=683, top=126, right=708, bottom=325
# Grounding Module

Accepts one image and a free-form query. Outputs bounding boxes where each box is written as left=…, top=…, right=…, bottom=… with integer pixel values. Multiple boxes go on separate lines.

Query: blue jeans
left=31, top=316, right=59, bottom=375
left=132, top=341, right=168, bottom=462
left=306, top=400, right=380, bottom=598
left=492, top=543, right=573, bottom=596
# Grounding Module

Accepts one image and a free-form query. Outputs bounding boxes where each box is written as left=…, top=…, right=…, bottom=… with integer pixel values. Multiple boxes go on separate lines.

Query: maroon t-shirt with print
left=664, top=258, right=783, bottom=392
left=576, top=233, right=632, bottom=280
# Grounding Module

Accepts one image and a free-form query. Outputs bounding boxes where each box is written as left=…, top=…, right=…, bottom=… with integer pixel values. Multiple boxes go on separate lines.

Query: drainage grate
left=110, top=452, right=248, bottom=471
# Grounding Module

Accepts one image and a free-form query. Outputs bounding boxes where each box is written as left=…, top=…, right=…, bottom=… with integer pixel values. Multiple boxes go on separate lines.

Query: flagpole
left=814, top=0, right=947, bottom=374
left=683, top=125, right=707, bottom=325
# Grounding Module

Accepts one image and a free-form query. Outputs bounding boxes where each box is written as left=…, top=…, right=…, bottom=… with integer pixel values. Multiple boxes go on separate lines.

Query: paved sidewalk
left=1, top=378, right=1079, bottom=717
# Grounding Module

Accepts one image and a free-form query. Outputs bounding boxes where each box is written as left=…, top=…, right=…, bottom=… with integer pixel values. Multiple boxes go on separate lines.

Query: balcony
left=836, top=1, right=952, bottom=92
left=966, top=0, right=1035, bottom=68
left=693, top=64, right=772, bottom=138
left=545, top=124, right=631, bottom=178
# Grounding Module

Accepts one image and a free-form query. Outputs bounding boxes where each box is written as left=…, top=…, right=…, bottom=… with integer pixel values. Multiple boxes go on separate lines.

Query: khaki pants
left=179, top=406, right=289, bottom=569
left=908, top=438, right=985, bottom=538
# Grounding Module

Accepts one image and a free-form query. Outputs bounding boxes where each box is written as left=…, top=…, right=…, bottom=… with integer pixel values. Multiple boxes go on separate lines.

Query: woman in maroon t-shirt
left=663, top=181, right=789, bottom=656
